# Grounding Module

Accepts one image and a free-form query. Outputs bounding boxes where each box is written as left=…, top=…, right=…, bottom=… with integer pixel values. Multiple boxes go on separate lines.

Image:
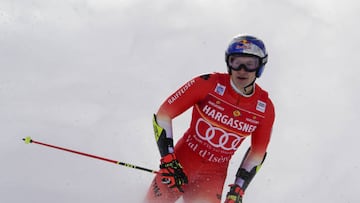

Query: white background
left=1, top=0, right=359, bottom=202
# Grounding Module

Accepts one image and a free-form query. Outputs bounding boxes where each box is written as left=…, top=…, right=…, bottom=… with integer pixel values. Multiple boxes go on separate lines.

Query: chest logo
left=233, top=110, right=241, bottom=117
left=195, top=118, right=244, bottom=151
left=256, top=100, right=266, bottom=113
left=215, top=83, right=226, bottom=96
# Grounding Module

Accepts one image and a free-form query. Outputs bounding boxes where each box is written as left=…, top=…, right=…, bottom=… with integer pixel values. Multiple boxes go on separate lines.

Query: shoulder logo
left=215, top=83, right=226, bottom=96
left=200, top=74, right=211, bottom=80
left=256, top=100, right=266, bottom=113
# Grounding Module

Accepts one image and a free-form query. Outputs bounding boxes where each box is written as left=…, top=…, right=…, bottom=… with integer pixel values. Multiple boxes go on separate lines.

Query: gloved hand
left=159, top=153, right=188, bottom=192
left=224, top=184, right=244, bottom=203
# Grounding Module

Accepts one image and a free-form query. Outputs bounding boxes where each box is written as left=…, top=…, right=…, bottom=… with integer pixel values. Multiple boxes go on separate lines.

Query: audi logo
left=195, top=118, right=243, bottom=151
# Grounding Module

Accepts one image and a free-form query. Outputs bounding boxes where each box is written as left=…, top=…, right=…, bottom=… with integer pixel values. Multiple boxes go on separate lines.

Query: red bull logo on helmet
left=235, top=39, right=252, bottom=50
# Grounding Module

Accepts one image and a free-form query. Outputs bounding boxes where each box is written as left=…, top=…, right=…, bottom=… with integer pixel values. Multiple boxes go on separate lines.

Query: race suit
left=146, top=72, right=275, bottom=203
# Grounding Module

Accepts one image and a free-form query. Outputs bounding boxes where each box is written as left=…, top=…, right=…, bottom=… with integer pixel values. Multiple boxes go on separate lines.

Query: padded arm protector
left=153, top=114, right=174, bottom=157
left=236, top=147, right=267, bottom=190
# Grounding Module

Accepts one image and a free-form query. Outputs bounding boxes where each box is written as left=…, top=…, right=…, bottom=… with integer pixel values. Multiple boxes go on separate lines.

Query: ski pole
left=22, top=136, right=159, bottom=174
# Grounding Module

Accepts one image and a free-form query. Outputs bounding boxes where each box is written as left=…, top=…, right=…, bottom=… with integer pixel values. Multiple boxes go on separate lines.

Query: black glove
left=224, top=184, right=244, bottom=203
left=159, top=153, right=188, bottom=192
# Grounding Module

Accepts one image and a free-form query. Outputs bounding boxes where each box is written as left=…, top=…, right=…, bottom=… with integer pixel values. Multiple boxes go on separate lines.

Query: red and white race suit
left=146, top=72, right=275, bottom=203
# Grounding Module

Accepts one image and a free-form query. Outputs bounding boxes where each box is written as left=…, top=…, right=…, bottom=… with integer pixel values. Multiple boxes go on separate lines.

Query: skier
left=145, top=34, right=275, bottom=203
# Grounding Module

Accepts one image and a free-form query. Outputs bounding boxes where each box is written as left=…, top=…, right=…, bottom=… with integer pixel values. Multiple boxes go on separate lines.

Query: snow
left=1, top=0, right=360, bottom=202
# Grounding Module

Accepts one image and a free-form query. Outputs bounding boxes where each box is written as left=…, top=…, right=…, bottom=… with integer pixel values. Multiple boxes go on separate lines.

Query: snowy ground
left=1, top=1, right=360, bottom=202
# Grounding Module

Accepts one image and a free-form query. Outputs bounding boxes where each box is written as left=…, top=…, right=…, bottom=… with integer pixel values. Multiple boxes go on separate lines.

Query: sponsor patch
left=256, top=100, right=266, bottom=113
left=233, top=110, right=241, bottom=117
left=215, top=83, right=226, bottom=96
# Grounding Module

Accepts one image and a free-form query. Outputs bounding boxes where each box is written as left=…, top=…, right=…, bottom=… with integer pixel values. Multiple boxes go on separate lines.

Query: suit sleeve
left=156, top=74, right=216, bottom=142
left=245, top=98, right=275, bottom=169
left=235, top=97, right=275, bottom=189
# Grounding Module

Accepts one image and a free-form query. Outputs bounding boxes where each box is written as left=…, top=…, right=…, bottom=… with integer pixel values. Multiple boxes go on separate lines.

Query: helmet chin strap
left=243, top=78, right=256, bottom=95
left=230, top=78, right=256, bottom=96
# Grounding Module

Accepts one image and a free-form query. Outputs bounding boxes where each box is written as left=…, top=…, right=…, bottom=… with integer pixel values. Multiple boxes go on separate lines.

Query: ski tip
left=23, top=136, right=32, bottom=144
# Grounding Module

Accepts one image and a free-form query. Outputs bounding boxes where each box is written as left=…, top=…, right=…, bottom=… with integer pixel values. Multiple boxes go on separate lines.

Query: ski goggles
left=228, top=55, right=260, bottom=72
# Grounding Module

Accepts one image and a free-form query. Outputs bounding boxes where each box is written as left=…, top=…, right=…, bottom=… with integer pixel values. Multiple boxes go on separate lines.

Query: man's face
left=228, top=55, right=259, bottom=91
